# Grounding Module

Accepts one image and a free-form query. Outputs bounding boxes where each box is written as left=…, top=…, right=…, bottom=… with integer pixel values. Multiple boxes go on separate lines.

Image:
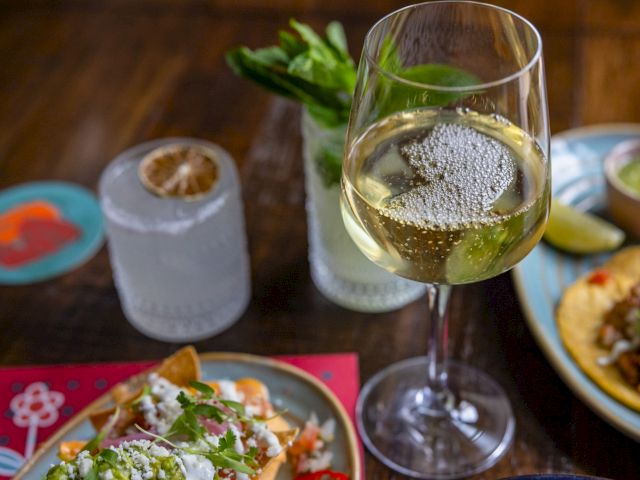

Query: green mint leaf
left=249, top=46, right=290, bottom=66
left=189, top=381, right=215, bottom=399
left=279, top=31, right=307, bottom=58
left=289, top=19, right=325, bottom=49
left=226, top=19, right=356, bottom=128
left=315, top=142, right=344, bottom=188
left=220, top=399, right=246, bottom=416
left=226, top=47, right=349, bottom=113
left=192, top=404, right=225, bottom=423
left=325, top=21, right=350, bottom=61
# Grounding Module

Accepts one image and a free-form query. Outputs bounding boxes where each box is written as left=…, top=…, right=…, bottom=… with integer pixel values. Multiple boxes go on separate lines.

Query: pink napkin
left=0, top=353, right=360, bottom=479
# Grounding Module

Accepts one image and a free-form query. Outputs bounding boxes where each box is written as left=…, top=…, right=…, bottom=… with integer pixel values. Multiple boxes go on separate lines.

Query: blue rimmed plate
left=513, top=124, right=640, bottom=441
left=0, top=181, right=104, bottom=284
left=14, top=353, right=362, bottom=480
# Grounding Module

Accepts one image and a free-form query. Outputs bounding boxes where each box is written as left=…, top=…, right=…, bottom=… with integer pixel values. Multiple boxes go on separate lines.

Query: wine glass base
left=357, top=357, right=515, bottom=479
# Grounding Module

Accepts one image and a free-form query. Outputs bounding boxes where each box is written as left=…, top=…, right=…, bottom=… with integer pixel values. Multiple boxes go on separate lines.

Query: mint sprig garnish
left=227, top=20, right=481, bottom=187
left=226, top=20, right=356, bottom=130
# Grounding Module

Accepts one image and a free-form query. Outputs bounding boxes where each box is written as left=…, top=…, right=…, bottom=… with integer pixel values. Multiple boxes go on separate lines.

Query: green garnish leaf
left=218, top=429, right=237, bottom=451
left=189, top=381, right=215, bottom=399
left=168, top=410, right=207, bottom=441
left=205, top=453, right=256, bottom=475
left=98, top=449, right=119, bottom=468
left=84, top=464, right=100, bottom=480
left=192, top=404, right=225, bottom=423
left=226, top=19, right=355, bottom=129
left=227, top=20, right=481, bottom=188
left=220, top=399, right=246, bottom=416
left=325, top=21, right=350, bottom=61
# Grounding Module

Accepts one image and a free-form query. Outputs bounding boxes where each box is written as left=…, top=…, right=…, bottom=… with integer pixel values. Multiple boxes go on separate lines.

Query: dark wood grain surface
left=1, top=1, right=639, bottom=478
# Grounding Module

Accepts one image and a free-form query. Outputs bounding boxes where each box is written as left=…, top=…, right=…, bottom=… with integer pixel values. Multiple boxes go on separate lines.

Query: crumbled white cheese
left=180, top=454, right=215, bottom=480
left=251, top=422, right=281, bottom=457
left=77, top=451, right=93, bottom=478
left=245, top=404, right=262, bottom=418
left=130, top=448, right=154, bottom=480
left=229, top=425, right=245, bottom=454
left=303, top=450, right=333, bottom=473
left=218, top=380, right=244, bottom=402
left=144, top=374, right=186, bottom=434
left=100, top=469, right=114, bottom=480
left=149, top=444, right=170, bottom=458
left=205, top=434, right=220, bottom=448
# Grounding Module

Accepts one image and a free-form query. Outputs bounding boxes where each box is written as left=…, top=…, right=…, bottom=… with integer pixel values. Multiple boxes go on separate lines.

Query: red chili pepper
left=588, top=269, right=610, bottom=285
left=295, top=470, right=350, bottom=480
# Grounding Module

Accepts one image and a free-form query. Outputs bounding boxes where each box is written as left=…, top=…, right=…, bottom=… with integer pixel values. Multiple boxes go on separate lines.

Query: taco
left=45, top=347, right=297, bottom=480
left=557, top=246, right=640, bottom=411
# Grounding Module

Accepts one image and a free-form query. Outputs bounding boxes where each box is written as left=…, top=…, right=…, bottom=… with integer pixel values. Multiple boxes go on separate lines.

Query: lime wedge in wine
left=544, top=199, right=625, bottom=254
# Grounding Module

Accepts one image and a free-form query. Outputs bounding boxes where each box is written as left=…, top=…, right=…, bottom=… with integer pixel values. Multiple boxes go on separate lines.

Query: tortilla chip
left=156, top=346, right=201, bottom=387
left=606, top=246, right=640, bottom=278
left=557, top=269, right=640, bottom=411
left=90, top=346, right=201, bottom=431
left=253, top=429, right=298, bottom=480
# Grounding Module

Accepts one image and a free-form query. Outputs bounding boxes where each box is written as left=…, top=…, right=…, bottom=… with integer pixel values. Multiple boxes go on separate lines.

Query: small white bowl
left=604, top=139, right=640, bottom=238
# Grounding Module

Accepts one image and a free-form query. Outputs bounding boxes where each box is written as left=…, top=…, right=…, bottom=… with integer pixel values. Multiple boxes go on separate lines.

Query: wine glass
left=341, top=2, right=550, bottom=478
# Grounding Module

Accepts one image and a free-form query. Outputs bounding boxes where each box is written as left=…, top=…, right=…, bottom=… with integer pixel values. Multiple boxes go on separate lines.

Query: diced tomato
left=289, top=423, right=320, bottom=456
left=588, top=270, right=610, bottom=285
left=295, top=470, right=349, bottom=480
left=58, top=440, right=87, bottom=461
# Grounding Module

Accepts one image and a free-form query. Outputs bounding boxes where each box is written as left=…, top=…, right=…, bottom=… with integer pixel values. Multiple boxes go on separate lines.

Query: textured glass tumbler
left=100, top=138, right=250, bottom=342
left=302, top=110, right=425, bottom=312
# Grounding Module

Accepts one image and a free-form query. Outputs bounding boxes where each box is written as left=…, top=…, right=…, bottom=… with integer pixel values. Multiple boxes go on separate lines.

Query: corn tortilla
left=557, top=247, right=640, bottom=411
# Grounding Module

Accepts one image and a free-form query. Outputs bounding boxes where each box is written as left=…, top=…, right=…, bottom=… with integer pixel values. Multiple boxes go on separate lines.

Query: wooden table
left=1, top=1, right=639, bottom=478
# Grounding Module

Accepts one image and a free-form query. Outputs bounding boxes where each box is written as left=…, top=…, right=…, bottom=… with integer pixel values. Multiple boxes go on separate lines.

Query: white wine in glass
left=341, top=2, right=550, bottom=478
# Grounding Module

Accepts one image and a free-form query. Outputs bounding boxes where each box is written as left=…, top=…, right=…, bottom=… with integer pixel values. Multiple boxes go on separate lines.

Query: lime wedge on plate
left=543, top=199, right=625, bottom=254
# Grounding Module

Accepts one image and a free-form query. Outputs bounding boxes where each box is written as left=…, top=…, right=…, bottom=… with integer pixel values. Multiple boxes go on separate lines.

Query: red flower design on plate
left=10, top=382, right=65, bottom=428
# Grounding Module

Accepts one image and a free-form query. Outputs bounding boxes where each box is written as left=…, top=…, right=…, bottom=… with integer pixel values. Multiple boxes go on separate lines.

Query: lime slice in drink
left=138, top=144, right=219, bottom=201
left=543, top=199, right=625, bottom=254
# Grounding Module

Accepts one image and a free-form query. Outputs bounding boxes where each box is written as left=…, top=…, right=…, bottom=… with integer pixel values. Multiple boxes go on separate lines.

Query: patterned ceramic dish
left=13, top=352, right=362, bottom=480
left=513, top=124, right=640, bottom=440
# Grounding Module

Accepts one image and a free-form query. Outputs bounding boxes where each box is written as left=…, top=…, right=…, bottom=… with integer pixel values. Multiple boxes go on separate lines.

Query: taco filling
left=597, top=282, right=640, bottom=389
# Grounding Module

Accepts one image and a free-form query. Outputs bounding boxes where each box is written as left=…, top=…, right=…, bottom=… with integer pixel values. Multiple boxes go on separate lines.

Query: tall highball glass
left=340, top=2, right=550, bottom=478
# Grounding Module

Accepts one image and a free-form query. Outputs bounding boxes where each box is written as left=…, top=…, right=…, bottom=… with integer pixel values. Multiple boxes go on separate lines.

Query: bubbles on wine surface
left=386, top=123, right=518, bottom=229
left=341, top=108, right=549, bottom=284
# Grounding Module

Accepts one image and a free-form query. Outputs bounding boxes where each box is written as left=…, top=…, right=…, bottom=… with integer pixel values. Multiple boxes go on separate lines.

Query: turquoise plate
left=513, top=124, right=640, bottom=441
left=14, top=353, right=361, bottom=480
left=0, top=181, right=104, bottom=285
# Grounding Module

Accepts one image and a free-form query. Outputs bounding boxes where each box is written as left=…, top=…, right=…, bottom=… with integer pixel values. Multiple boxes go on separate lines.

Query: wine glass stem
left=425, top=283, right=451, bottom=394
